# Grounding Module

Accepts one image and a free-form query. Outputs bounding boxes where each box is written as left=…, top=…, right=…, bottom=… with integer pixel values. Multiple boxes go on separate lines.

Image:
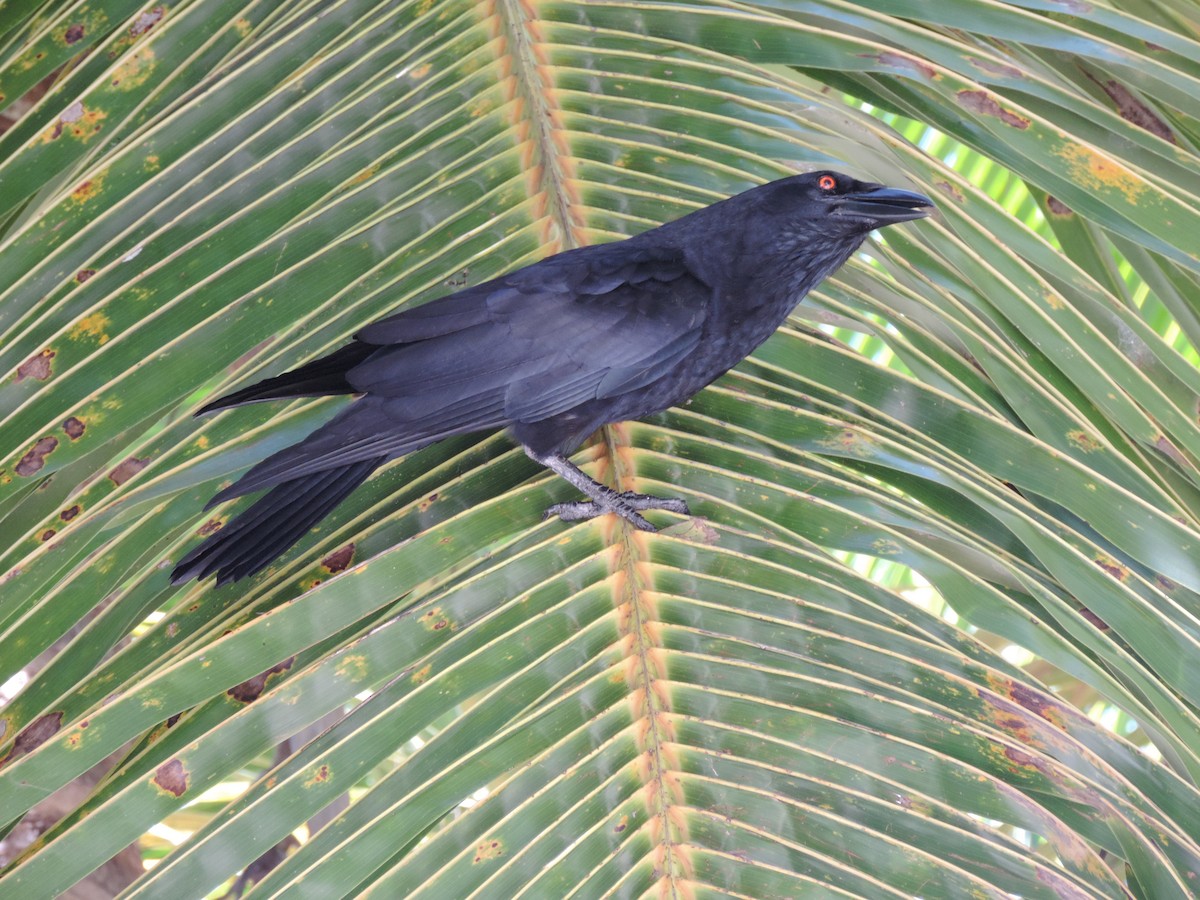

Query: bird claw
left=543, top=492, right=690, bottom=531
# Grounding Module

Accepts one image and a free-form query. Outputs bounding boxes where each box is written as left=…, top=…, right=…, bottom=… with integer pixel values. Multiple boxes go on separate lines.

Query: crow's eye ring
left=818, top=175, right=837, bottom=191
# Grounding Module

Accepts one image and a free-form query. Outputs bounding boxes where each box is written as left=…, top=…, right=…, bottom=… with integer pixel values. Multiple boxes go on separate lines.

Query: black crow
left=172, top=171, right=932, bottom=584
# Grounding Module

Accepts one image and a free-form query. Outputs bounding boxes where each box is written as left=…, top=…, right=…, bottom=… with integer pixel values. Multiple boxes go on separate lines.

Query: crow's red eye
left=818, top=175, right=837, bottom=191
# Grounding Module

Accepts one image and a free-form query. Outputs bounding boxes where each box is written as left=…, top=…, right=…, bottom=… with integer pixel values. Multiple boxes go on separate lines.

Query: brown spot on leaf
left=61, top=505, right=81, bottom=521
left=864, top=51, right=936, bottom=80
left=17, top=349, right=54, bottom=381
left=42, top=102, right=106, bottom=144
left=971, top=58, right=1022, bottom=79
left=1008, top=682, right=1067, bottom=728
left=418, top=607, right=455, bottom=632
left=1003, top=745, right=1039, bottom=769
left=16, top=436, right=58, bottom=476
left=1094, top=554, right=1129, bottom=582
left=227, top=657, right=295, bottom=703
left=957, top=90, right=1030, bottom=128
left=76, top=268, right=96, bottom=283
left=1086, top=74, right=1175, bottom=144
left=197, top=518, right=223, bottom=536
left=304, top=764, right=330, bottom=788
left=109, top=455, right=149, bottom=485
left=934, top=181, right=964, bottom=203
left=1066, top=429, right=1102, bottom=452
left=1045, top=196, right=1073, bottom=216
left=130, top=7, right=165, bottom=37
left=1079, top=607, right=1109, bottom=630
left=62, top=416, right=85, bottom=439
left=1154, top=434, right=1186, bottom=467
left=473, top=839, right=504, bottom=863
left=41, top=529, right=56, bottom=541
left=166, top=712, right=182, bottom=728
left=1, top=712, right=64, bottom=766
left=152, top=758, right=188, bottom=797
left=65, top=24, right=85, bottom=44
left=321, top=543, right=355, bottom=573
left=71, top=174, right=103, bottom=202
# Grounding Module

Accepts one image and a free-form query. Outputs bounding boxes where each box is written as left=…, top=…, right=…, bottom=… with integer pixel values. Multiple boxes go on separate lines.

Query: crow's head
left=726, top=170, right=933, bottom=290
left=759, top=170, right=933, bottom=237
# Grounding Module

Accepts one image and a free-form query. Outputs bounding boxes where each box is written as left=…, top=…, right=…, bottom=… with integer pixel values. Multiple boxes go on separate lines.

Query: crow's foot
left=544, top=492, right=690, bottom=531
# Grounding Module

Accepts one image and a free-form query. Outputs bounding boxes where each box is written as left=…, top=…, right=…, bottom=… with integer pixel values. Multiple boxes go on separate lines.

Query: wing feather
left=213, top=392, right=506, bottom=501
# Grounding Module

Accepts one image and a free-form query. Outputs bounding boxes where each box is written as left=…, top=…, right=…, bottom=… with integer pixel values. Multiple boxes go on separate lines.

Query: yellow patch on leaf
left=303, top=764, right=331, bottom=788
left=70, top=171, right=106, bottom=203
left=419, top=607, right=454, bottom=632
left=473, top=839, right=504, bottom=863
left=110, top=45, right=156, bottom=90
left=335, top=654, right=368, bottom=682
left=39, top=102, right=108, bottom=145
left=69, top=311, right=112, bottom=344
left=1066, top=429, right=1103, bottom=452
left=1058, top=143, right=1148, bottom=205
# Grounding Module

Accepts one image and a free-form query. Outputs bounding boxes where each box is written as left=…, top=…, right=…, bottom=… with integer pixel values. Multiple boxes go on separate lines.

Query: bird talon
left=542, top=492, right=688, bottom=531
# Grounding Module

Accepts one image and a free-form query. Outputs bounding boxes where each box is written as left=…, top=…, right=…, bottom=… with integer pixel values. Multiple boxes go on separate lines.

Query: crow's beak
left=834, top=185, right=934, bottom=224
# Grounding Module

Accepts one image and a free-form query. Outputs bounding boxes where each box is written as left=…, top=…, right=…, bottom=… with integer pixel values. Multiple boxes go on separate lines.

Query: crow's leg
left=527, top=449, right=690, bottom=531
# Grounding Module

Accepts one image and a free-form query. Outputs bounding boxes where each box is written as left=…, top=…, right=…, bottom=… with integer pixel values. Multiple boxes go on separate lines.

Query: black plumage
left=172, top=171, right=932, bottom=584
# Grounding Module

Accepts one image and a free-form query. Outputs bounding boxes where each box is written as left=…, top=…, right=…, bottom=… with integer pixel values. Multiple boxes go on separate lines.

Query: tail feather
left=197, top=342, right=376, bottom=415
left=172, top=458, right=383, bottom=585
left=195, top=466, right=348, bottom=579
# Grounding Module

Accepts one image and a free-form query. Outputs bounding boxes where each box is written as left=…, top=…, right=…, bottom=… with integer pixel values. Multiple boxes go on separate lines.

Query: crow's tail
left=171, top=458, right=383, bottom=585
left=196, top=342, right=376, bottom=415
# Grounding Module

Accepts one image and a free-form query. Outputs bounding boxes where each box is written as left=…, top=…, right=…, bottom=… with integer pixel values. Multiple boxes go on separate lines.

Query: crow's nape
left=170, top=457, right=384, bottom=585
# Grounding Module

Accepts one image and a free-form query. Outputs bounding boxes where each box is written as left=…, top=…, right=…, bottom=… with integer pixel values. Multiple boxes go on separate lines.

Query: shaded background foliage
left=2, top=0, right=1200, bottom=896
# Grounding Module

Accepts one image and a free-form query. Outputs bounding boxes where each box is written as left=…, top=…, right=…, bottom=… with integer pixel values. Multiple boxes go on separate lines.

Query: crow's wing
left=351, top=241, right=709, bottom=418
left=354, top=242, right=694, bottom=345
left=215, top=242, right=711, bottom=500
